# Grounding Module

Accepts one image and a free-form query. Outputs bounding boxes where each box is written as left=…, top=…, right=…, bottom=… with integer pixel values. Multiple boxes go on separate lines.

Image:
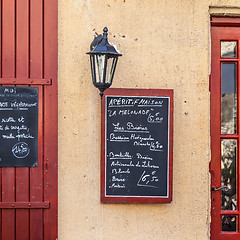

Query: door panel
left=30, top=1, right=44, bottom=239
left=2, top=1, right=16, bottom=239
left=16, top=1, right=30, bottom=239
left=211, top=17, right=240, bottom=239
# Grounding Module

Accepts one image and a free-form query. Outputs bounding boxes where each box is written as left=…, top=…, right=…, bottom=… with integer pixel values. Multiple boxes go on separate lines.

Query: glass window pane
left=221, top=140, right=237, bottom=210
left=221, top=41, right=237, bottom=58
left=221, top=63, right=237, bottom=134
left=222, top=215, right=237, bottom=232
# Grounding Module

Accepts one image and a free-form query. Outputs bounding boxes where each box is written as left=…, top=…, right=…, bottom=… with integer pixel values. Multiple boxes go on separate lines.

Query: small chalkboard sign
left=101, top=88, right=173, bottom=203
left=0, top=87, right=38, bottom=167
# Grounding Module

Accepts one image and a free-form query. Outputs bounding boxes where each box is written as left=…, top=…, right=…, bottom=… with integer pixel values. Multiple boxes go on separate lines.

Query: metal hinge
left=0, top=78, right=52, bottom=85
left=0, top=201, right=50, bottom=209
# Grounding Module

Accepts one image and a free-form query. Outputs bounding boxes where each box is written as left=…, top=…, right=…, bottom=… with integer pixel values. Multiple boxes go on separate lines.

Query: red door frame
left=210, top=17, right=240, bottom=240
left=0, top=1, right=58, bottom=239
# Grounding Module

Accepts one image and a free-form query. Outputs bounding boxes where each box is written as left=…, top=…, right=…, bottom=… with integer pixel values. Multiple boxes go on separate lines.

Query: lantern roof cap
left=87, top=27, right=122, bottom=56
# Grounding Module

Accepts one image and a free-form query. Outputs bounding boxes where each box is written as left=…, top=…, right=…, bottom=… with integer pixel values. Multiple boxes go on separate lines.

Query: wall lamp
left=87, top=27, right=122, bottom=99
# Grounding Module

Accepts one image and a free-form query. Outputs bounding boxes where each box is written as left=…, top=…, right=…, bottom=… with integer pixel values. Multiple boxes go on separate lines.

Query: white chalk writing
left=106, top=96, right=169, bottom=196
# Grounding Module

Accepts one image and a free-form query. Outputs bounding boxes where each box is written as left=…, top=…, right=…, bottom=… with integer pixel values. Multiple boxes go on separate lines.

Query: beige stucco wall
left=58, top=1, right=240, bottom=239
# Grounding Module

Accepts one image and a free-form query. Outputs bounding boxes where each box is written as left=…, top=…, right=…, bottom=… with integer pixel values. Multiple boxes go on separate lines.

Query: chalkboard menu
left=0, top=87, right=38, bottom=167
left=101, top=89, right=173, bottom=203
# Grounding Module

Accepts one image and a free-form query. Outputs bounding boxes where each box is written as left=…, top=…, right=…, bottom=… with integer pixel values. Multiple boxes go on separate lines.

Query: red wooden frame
left=210, top=17, right=240, bottom=240
left=0, top=0, right=58, bottom=239
left=101, top=88, right=173, bottom=204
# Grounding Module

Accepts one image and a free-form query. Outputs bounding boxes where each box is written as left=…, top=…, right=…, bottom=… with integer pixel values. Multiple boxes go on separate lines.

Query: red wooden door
left=211, top=17, right=240, bottom=239
left=0, top=0, right=58, bottom=239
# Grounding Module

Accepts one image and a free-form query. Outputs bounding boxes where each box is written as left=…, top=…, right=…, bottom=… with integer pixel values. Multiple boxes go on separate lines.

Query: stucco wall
left=58, top=1, right=240, bottom=239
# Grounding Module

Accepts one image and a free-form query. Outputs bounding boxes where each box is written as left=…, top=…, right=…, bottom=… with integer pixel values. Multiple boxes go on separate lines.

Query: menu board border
left=101, top=88, right=173, bottom=204
left=0, top=86, right=38, bottom=167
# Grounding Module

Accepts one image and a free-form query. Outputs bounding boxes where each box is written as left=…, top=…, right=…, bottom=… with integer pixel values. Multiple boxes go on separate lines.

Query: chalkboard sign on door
left=0, top=86, right=38, bottom=167
left=101, top=88, right=173, bottom=203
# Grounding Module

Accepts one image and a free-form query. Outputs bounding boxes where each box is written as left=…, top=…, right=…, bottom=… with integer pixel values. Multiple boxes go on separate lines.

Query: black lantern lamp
left=87, top=27, right=122, bottom=99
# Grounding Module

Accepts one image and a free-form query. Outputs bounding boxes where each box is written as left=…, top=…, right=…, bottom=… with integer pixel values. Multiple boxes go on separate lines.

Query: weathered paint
left=58, top=1, right=240, bottom=240
left=0, top=0, right=58, bottom=239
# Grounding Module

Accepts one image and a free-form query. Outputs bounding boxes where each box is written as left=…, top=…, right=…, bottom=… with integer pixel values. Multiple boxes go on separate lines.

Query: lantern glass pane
left=94, top=55, right=105, bottom=83
left=106, top=57, right=118, bottom=84
left=90, top=56, right=96, bottom=84
left=105, top=57, right=113, bottom=84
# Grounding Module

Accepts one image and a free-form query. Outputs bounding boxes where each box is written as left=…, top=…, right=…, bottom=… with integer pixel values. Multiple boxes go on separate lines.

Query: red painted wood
left=29, top=0, right=44, bottom=239
left=16, top=0, right=29, bottom=78
left=101, top=88, right=173, bottom=204
left=2, top=0, right=15, bottom=77
left=211, top=17, right=240, bottom=27
left=43, top=0, right=58, bottom=239
left=30, top=86, right=44, bottom=240
left=210, top=24, right=222, bottom=240
left=0, top=0, right=58, bottom=239
left=1, top=0, right=16, bottom=239
left=0, top=78, right=51, bottom=85
left=211, top=17, right=240, bottom=240
left=15, top=1, right=30, bottom=239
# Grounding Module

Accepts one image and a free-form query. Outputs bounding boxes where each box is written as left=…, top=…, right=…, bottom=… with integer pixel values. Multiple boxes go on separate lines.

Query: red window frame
left=210, top=17, right=240, bottom=240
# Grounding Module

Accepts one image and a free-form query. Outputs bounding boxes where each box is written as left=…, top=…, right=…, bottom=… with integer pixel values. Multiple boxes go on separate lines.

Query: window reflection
left=221, top=42, right=237, bottom=58
left=222, top=215, right=237, bottom=232
left=221, top=63, right=237, bottom=134
left=221, top=140, right=237, bottom=210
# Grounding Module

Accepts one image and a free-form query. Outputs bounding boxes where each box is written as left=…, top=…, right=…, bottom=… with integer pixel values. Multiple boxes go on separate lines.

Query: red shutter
left=0, top=0, right=58, bottom=239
